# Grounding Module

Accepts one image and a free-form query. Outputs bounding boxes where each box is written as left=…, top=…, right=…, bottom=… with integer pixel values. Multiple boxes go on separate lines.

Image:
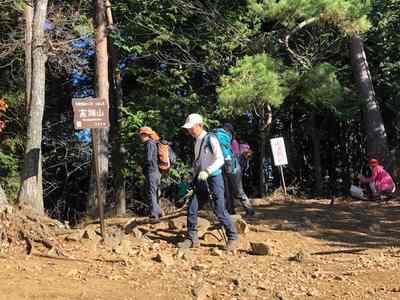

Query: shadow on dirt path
left=250, top=198, right=400, bottom=249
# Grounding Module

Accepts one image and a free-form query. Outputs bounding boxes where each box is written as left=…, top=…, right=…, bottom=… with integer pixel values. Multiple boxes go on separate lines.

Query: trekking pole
left=204, top=182, right=228, bottom=246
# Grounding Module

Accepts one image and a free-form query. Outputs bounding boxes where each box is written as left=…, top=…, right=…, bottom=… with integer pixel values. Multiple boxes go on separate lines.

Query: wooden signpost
left=270, top=137, right=288, bottom=195
left=72, top=97, right=108, bottom=237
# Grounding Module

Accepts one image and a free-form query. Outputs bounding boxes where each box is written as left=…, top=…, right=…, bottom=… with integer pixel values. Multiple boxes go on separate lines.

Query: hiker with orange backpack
left=138, top=127, right=162, bottom=222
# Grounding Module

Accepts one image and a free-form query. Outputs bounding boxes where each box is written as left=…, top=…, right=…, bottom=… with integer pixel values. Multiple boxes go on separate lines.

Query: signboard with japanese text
left=72, top=97, right=109, bottom=129
left=270, top=137, right=288, bottom=166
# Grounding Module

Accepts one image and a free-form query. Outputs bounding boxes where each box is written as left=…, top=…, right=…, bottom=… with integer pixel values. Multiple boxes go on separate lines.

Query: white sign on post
left=270, top=137, right=288, bottom=196
left=270, top=137, right=288, bottom=166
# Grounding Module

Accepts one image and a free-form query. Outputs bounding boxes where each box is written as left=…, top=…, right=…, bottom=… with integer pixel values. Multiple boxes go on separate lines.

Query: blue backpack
left=206, top=128, right=237, bottom=174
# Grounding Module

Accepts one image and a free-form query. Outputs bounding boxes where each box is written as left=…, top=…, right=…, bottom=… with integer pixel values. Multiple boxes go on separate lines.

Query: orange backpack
left=158, top=140, right=176, bottom=173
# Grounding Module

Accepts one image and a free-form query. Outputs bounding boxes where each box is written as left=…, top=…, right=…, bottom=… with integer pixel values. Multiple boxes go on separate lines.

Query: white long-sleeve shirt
left=194, top=130, right=224, bottom=176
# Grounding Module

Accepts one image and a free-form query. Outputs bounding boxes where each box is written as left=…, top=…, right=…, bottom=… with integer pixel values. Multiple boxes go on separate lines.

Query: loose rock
left=82, top=228, right=98, bottom=240
left=231, top=215, right=250, bottom=234
left=154, top=253, right=175, bottom=266
left=209, top=247, right=223, bottom=257
left=250, top=242, right=272, bottom=256
left=192, top=285, right=210, bottom=300
left=175, top=248, right=192, bottom=261
left=192, top=264, right=208, bottom=271
left=131, top=227, right=143, bottom=239
left=65, top=230, right=84, bottom=242
left=289, top=250, right=306, bottom=263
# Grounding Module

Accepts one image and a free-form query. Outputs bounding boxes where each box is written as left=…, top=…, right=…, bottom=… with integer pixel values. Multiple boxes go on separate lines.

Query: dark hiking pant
left=145, top=171, right=161, bottom=218
left=187, top=174, right=237, bottom=241
left=224, top=169, right=253, bottom=214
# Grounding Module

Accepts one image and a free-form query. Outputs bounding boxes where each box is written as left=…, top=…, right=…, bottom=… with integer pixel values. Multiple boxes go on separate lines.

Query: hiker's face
left=139, top=134, right=149, bottom=142
left=188, top=123, right=203, bottom=138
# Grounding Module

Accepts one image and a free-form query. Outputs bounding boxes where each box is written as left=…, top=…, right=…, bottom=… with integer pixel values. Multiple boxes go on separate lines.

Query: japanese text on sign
left=270, top=137, right=288, bottom=166
left=72, top=97, right=109, bottom=129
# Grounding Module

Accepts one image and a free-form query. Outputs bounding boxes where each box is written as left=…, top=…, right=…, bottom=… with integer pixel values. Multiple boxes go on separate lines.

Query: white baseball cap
left=182, top=113, right=203, bottom=129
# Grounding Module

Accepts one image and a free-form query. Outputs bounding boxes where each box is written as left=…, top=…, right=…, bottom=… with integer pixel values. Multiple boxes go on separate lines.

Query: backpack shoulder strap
left=205, top=132, right=216, bottom=154
left=194, top=133, right=209, bottom=162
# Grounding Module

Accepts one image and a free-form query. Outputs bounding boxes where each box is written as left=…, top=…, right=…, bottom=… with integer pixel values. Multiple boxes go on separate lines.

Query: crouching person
left=177, top=114, right=238, bottom=250
left=351, top=158, right=396, bottom=200
left=139, top=127, right=161, bottom=222
left=358, top=159, right=396, bottom=199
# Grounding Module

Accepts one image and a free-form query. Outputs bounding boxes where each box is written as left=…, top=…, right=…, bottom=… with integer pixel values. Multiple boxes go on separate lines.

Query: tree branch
left=285, top=17, right=318, bottom=69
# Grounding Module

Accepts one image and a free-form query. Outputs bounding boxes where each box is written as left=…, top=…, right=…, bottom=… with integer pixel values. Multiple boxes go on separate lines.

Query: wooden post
left=94, top=0, right=110, bottom=237
left=279, top=165, right=287, bottom=196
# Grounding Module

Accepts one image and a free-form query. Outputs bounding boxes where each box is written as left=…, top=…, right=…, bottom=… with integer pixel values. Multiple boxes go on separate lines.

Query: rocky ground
left=1, top=196, right=400, bottom=300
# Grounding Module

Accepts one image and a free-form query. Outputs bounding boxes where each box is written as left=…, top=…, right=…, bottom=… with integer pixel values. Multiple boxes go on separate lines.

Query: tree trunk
left=92, top=0, right=109, bottom=220
left=24, top=1, right=33, bottom=113
left=87, top=154, right=97, bottom=216
left=327, top=114, right=337, bottom=197
left=18, top=0, right=48, bottom=214
left=106, top=2, right=126, bottom=216
left=0, top=185, right=8, bottom=208
left=350, top=34, right=392, bottom=169
left=258, top=105, right=272, bottom=197
left=309, top=112, right=322, bottom=195
left=109, top=47, right=126, bottom=215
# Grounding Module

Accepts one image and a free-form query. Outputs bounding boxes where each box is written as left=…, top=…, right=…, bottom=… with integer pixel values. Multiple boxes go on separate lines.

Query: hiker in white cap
left=177, top=113, right=239, bottom=250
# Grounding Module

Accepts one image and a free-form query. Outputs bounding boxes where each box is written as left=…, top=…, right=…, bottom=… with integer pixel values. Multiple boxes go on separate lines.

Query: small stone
left=257, top=284, right=267, bottom=291
left=289, top=250, right=306, bottom=263
left=131, top=227, right=143, bottom=239
left=250, top=242, right=272, bottom=256
left=191, top=286, right=210, bottom=300
left=334, top=275, right=344, bottom=281
left=47, top=247, right=58, bottom=257
left=192, top=264, right=208, bottom=271
left=275, top=291, right=285, bottom=300
left=175, top=248, right=191, bottom=261
left=244, top=287, right=258, bottom=297
left=168, top=217, right=186, bottom=230
left=65, top=230, right=84, bottom=242
left=82, top=228, right=98, bottom=240
left=67, top=269, right=79, bottom=277
left=103, top=236, right=121, bottom=249
left=154, top=253, right=174, bottom=266
left=209, top=248, right=223, bottom=257
left=113, top=239, right=132, bottom=256
left=231, top=215, right=250, bottom=234
left=391, top=287, right=400, bottom=292
left=307, top=289, right=320, bottom=297
left=232, top=277, right=240, bottom=287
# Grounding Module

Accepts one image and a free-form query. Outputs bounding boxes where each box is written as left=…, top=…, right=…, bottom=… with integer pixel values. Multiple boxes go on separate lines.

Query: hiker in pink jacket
left=359, top=159, right=395, bottom=197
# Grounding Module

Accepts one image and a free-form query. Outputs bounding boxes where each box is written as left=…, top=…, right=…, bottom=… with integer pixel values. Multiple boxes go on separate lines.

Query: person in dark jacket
left=139, top=127, right=161, bottom=221
left=223, top=123, right=255, bottom=216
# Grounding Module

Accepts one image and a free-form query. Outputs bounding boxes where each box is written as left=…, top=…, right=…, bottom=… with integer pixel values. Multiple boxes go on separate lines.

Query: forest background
left=0, top=0, right=399, bottom=223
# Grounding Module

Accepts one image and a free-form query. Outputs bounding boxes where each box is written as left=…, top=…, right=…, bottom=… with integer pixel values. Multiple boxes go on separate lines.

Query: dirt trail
left=1, top=197, right=400, bottom=300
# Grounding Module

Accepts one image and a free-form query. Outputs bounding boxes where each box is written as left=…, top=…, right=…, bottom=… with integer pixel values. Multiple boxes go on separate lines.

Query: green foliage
left=0, top=90, right=24, bottom=200
left=0, top=151, right=19, bottom=200
left=218, top=54, right=293, bottom=115
left=73, top=15, right=93, bottom=37
left=248, top=0, right=371, bottom=33
left=299, top=63, right=343, bottom=110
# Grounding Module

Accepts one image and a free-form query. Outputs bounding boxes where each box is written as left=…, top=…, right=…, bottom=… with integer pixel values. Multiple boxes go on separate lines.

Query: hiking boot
left=177, top=239, right=200, bottom=249
left=224, top=239, right=240, bottom=251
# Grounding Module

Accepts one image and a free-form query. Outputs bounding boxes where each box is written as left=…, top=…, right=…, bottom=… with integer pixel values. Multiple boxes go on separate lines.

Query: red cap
left=368, top=158, right=379, bottom=167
